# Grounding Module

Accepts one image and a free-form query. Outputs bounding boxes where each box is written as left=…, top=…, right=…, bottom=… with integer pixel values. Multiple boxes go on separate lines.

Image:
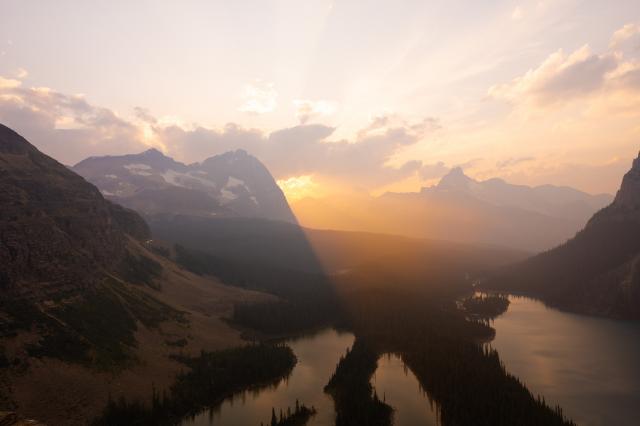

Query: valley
left=0, top=122, right=638, bottom=426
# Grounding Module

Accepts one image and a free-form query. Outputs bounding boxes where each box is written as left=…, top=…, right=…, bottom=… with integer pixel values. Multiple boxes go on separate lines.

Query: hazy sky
left=1, top=0, right=639, bottom=197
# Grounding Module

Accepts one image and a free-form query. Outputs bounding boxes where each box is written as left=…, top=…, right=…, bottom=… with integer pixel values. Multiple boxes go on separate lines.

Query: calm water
left=372, top=353, right=440, bottom=426
left=492, top=296, right=640, bottom=426
left=181, top=328, right=441, bottom=426
left=182, top=328, right=354, bottom=426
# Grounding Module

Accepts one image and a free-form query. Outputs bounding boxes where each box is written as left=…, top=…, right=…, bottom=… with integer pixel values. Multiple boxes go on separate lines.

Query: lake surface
left=491, top=295, right=640, bottom=426
left=182, top=328, right=354, bottom=426
left=182, top=328, right=442, bottom=426
left=372, top=353, right=440, bottom=426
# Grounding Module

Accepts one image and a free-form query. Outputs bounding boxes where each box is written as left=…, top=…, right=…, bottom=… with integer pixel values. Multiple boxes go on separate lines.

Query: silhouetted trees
left=324, top=340, right=393, bottom=426
left=260, top=400, right=316, bottom=426
left=95, top=344, right=296, bottom=425
left=462, top=293, right=510, bottom=319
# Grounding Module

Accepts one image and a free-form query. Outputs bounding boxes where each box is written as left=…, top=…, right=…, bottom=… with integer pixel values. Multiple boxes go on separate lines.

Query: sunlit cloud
left=489, top=45, right=618, bottom=106
left=610, top=22, right=640, bottom=50
left=511, top=7, right=524, bottom=21
left=238, top=80, right=278, bottom=114
left=293, top=99, right=337, bottom=124
left=0, top=76, right=21, bottom=89
left=15, top=68, right=28, bottom=79
left=277, top=175, right=320, bottom=200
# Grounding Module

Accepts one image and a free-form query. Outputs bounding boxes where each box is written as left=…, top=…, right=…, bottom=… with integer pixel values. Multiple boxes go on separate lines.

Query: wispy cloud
left=238, top=80, right=278, bottom=114
left=293, top=99, right=337, bottom=124
left=490, top=22, right=640, bottom=110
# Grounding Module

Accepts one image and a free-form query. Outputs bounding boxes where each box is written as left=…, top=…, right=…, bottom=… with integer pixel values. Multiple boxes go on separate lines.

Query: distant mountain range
left=291, top=168, right=612, bottom=252
left=487, top=151, right=640, bottom=319
left=73, top=148, right=296, bottom=223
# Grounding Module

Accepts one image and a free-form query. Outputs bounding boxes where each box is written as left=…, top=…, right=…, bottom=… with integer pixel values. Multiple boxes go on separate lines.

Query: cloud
left=610, top=23, right=640, bottom=51
left=0, top=80, right=147, bottom=164
left=489, top=23, right=640, bottom=110
left=0, top=76, right=21, bottom=89
left=238, top=80, right=277, bottom=114
left=419, top=161, right=450, bottom=180
left=0, top=76, right=439, bottom=190
left=511, top=6, right=524, bottom=21
left=293, top=99, right=337, bottom=124
left=496, top=156, right=535, bottom=169
left=156, top=114, right=439, bottom=188
left=489, top=45, right=617, bottom=105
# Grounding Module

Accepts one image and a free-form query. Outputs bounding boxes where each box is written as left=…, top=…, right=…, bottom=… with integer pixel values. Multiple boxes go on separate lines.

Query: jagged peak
left=437, top=167, right=474, bottom=189
left=613, top=151, right=640, bottom=208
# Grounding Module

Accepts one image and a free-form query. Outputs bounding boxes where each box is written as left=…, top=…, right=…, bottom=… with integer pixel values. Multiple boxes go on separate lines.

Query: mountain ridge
left=486, top=151, right=640, bottom=319
left=289, top=168, right=612, bottom=252
left=73, top=148, right=296, bottom=223
left=0, top=123, right=273, bottom=424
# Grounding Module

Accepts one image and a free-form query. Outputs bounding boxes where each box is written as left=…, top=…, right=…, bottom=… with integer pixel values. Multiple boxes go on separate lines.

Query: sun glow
left=277, top=175, right=319, bottom=201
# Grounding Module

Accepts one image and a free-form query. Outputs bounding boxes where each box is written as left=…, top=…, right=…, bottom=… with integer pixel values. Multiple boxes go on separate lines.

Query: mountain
left=73, top=148, right=296, bottom=223
left=431, top=167, right=612, bottom=222
left=0, top=124, right=271, bottom=424
left=290, top=169, right=612, bottom=252
left=487, top=151, right=640, bottom=319
left=0, top=123, right=150, bottom=299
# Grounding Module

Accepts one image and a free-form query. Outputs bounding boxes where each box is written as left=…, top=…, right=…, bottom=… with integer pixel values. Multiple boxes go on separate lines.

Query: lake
left=491, top=295, right=640, bottom=426
left=181, top=328, right=354, bottom=426
left=181, top=328, right=440, bottom=426
left=183, top=297, right=640, bottom=426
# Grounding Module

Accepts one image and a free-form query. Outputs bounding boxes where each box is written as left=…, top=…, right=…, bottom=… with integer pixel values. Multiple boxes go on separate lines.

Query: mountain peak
left=437, top=167, right=474, bottom=190
left=141, top=147, right=165, bottom=158
left=613, top=151, right=640, bottom=208
left=0, top=123, right=34, bottom=155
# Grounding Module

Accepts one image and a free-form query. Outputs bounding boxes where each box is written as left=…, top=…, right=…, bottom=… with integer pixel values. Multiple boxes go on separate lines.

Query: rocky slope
left=0, top=124, right=271, bottom=424
left=0, top=123, right=150, bottom=297
left=487, top=151, right=640, bottom=319
left=73, top=148, right=296, bottom=223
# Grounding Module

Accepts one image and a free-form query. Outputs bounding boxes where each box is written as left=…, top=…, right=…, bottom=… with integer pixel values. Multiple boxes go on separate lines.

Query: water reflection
left=181, top=328, right=354, bottom=426
left=492, top=295, right=640, bottom=426
left=372, top=353, right=440, bottom=426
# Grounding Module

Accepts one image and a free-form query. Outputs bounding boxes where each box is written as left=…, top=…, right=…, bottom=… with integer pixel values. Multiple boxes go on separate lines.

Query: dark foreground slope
left=0, top=124, right=273, bottom=424
left=487, top=152, right=640, bottom=319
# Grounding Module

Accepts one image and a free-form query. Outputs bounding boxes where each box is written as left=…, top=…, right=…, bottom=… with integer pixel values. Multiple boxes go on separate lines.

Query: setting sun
left=277, top=175, right=320, bottom=201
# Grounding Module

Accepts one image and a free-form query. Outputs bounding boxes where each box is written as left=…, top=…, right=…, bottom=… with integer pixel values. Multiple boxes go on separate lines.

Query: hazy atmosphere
left=2, top=2, right=640, bottom=426
left=2, top=0, right=640, bottom=198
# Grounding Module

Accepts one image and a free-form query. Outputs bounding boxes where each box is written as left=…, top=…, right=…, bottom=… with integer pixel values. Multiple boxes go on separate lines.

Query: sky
left=1, top=0, right=639, bottom=198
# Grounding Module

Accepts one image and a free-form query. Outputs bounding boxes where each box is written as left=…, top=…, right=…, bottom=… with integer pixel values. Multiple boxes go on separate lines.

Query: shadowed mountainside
left=0, top=124, right=273, bottom=424
left=487, top=151, right=640, bottom=319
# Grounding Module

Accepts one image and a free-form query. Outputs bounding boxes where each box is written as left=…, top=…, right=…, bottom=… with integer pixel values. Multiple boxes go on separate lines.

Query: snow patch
left=161, top=169, right=187, bottom=187
left=220, top=188, right=238, bottom=202
left=124, top=163, right=152, bottom=176
left=226, top=177, right=245, bottom=188
left=162, top=169, right=218, bottom=189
